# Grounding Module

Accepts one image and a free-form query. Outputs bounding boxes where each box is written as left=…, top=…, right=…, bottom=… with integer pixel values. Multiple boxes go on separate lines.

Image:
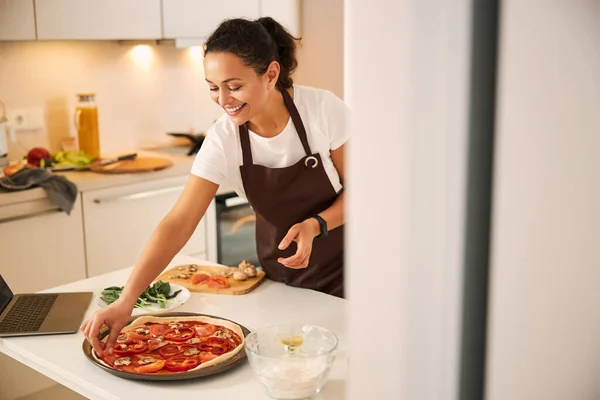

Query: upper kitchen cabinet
left=35, top=0, right=162, bottom=40
left=162, top=0, right=259, bottom=39
left=260, top=0, right=301, bottom=37
left=0, top=0, right=36, bottom=40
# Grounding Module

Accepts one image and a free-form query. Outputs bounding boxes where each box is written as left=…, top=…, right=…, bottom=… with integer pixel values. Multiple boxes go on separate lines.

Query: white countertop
left=0, top=255, right=347, bottom=400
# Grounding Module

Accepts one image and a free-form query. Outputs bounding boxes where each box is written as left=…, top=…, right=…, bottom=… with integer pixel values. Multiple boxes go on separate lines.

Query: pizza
left=93, top=315, right=245, bottom=374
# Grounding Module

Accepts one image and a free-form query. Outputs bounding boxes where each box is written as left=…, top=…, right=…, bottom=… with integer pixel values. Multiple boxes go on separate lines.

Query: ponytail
left=256, top=17, right=299, bottom=89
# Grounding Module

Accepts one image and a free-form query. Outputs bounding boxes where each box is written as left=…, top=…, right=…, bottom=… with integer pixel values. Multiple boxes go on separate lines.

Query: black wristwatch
left=311, top=215, right=328, bottom=238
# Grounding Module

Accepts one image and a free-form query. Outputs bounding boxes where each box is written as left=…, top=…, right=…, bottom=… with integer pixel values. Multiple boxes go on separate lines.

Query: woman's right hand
left=80, top=298, right=133, bottom=357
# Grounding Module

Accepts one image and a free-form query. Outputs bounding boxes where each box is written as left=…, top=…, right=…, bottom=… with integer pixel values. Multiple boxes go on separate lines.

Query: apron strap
left=239, top=123, right=253, bottom=165
left=239, top=87, right=313, bottom=167
left=280, top=88, right=312, bottom=157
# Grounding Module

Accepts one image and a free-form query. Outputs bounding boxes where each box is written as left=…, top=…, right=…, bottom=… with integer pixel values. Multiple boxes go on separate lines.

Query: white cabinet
left=0, top=196, right=86, bottom=293
left=260, top=0, right=301, bottom=37
left=162, top=0, right=259, bottom=39
left=0, top=0, right=36, bottom=40
left=1, top=0, right=299, bottom=42
left=35, top=0, right=162, bottom=40
left=82, top=176, right=207, bottom=277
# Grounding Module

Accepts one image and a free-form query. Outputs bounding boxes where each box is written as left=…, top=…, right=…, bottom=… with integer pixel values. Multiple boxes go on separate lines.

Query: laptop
left=0, top=274, right=93, bottom=338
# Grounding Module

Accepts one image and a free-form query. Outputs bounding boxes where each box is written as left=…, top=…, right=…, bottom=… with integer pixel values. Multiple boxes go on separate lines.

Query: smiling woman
left=194, top=17, right=349, bottom=297
left=203, top=18, right=298, bottom=128
left=80, top=16, right=350, bottom=358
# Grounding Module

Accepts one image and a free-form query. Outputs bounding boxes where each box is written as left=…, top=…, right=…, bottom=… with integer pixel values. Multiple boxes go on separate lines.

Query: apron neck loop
left=239, top=123, right=254, bottom=165
left=280, top=88, right=312, bottom=157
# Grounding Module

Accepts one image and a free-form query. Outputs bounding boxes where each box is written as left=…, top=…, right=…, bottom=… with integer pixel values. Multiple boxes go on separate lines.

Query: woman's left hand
left=277, top=219, right=320, bottom=269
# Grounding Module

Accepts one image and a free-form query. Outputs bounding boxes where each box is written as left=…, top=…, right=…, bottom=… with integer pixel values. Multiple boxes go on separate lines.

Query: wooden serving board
left=155, top=264, right=266, bottom=295
left=90, top=157, right=173, bottom=173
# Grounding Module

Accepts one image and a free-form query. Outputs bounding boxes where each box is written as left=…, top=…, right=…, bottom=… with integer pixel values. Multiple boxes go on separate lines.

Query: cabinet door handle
left=93, top=186, right=185, bottom=204
left=0, top=208, right=62, bottom=224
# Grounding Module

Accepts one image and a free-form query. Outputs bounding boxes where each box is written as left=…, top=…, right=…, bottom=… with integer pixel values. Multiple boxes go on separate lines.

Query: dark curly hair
left=203, top=17, right=301, bottom=90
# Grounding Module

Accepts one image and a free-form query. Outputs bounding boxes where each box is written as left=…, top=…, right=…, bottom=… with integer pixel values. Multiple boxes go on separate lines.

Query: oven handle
left=224, top=196, right=248, bottom=208
left=216, top=193, right=249, bottom=208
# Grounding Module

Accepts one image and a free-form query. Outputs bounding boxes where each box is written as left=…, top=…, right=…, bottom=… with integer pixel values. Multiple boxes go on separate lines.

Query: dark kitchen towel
left=0, top=168, right=78, bottom=215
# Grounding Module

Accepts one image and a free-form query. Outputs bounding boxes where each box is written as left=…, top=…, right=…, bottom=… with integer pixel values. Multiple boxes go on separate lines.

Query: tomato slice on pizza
left=164, top=356, right=200, bottom=372
left=157, top=344, right=182, bottom=358
left=163, top=327, right=195, bottom=342
left=194, top=323, right=217, bottom=337
left=131, top=354, right=166, bottom=374
left=147, top=339, right=169, bottom=352
left=149, top=323, right=168, bottom=337
left=113, top=340, right=148, bottom=356
left=199, top=337, right=230, bottom=355
left=93, top=315, right=245, bottom=375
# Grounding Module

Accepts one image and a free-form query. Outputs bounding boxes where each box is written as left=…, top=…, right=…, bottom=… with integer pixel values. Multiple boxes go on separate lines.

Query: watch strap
left=312, top=215, right=328, bottom=238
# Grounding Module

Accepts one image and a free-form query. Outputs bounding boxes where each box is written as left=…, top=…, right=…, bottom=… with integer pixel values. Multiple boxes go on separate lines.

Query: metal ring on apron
left=304, top=156, right=319, bottom=169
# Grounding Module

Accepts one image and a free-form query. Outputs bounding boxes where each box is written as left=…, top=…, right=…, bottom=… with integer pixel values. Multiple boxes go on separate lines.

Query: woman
left=81, top=17, right=350, bottom=357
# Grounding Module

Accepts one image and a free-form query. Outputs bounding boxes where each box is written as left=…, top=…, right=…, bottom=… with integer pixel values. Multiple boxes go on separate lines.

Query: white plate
left=95, top=283, right=191, bottom=316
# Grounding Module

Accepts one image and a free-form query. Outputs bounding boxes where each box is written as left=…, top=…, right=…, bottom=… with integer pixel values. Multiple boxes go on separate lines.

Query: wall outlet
left=6, top=108, right=45, bottom=132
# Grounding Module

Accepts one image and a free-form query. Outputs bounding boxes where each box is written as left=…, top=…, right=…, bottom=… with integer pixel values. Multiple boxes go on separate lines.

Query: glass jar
left=75, top=93, right=100, bottom=158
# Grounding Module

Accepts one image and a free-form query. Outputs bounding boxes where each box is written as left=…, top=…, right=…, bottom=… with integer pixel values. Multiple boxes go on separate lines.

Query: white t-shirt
left=191, top=85, right=351, bottom=200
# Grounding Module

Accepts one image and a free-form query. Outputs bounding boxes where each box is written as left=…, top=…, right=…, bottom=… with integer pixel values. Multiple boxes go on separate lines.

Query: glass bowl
left=244, top=324, right=338, bottom=400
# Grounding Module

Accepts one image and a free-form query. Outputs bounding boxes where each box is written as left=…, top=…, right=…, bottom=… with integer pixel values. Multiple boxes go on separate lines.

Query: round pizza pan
left=82, top=312, right=251, bottom=381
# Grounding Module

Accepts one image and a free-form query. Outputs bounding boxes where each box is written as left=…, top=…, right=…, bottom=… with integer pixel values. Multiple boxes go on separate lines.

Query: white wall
left=0, top=1, right=344, bottom=160
left=486, top=1, right=600, bottom=399
left=295, top=0, right=344, bottom=98
left=346, top=0, right=472, bottom=399
left=0, top=41, right=222, bottom=159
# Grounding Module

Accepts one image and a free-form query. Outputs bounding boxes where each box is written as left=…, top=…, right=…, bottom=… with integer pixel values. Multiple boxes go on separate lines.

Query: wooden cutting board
left=90, top=157, right=173, bottom=173
left=155, top=264, right=266, bottom=295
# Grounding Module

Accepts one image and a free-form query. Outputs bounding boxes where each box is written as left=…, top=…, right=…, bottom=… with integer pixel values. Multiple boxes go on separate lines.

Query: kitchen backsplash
left=0, top=41, right=224, bottom=159
left=0, top=2, right=344, bottom=162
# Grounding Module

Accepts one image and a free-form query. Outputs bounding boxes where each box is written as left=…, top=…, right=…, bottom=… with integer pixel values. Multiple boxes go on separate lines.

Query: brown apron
left=239, top=88, right=344, bottom=298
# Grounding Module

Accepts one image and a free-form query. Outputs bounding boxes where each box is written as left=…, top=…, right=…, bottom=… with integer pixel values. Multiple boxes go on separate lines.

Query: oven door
left=215, top=193, right=259, bottom=267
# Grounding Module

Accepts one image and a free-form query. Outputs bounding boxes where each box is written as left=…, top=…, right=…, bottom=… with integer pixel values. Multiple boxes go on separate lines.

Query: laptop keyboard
left=0, top=294, right=58, bottom=333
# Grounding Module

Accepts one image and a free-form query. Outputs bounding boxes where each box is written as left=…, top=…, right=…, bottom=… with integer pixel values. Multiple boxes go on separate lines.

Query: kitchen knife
left=52, top=153, right=137, bottom=172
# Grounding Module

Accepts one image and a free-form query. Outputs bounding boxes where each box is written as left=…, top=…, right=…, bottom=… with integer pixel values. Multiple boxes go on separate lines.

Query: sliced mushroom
left=214, top=330, right=232, bottom=339
left=183, top=348, right=200, bottom=356
left=138, top=356, right=157, bottom=365
left=114, top=357, right=131, bottom=366
left=168, top=273, right=191, bottom=279
left=219, top=268, right=234, bottom=277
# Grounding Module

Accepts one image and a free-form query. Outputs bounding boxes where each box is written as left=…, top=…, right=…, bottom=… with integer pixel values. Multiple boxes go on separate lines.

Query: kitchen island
left=0, top=254, right=347, bottom=400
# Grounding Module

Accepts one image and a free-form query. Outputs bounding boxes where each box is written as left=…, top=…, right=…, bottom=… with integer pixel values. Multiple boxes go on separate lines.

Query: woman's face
left=204, top=52, right=277, bottom=126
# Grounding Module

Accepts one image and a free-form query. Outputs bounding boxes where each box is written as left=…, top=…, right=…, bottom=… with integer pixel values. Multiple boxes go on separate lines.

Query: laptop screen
left=0, top=275, right=14, bottom=314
